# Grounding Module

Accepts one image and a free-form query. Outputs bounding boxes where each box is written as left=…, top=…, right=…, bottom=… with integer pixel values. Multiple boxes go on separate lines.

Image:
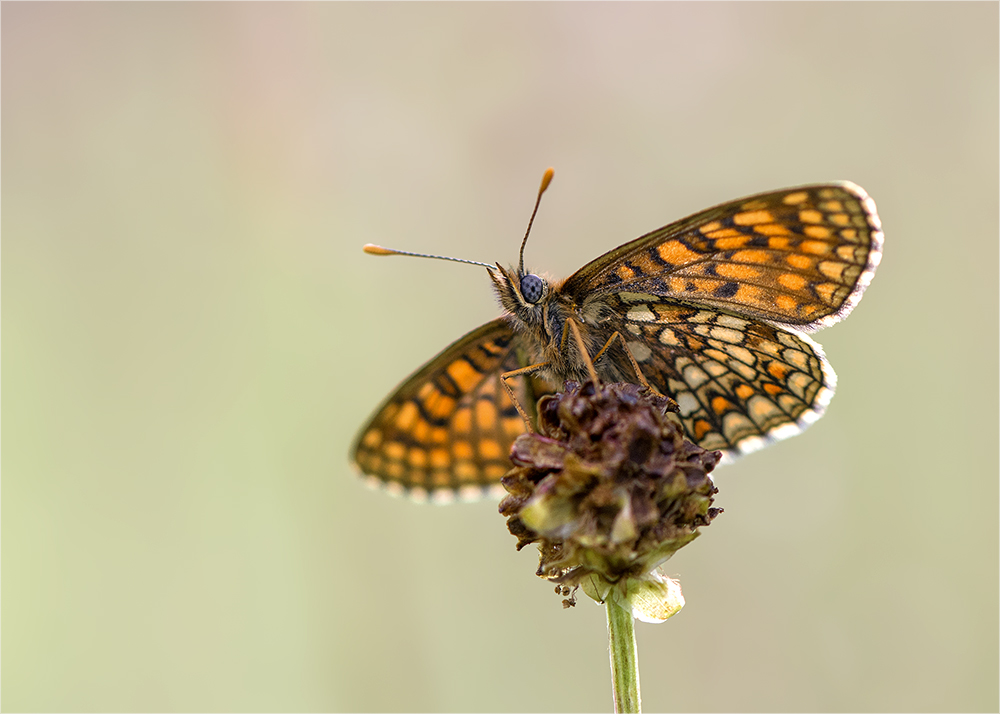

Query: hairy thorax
left=492, top=265, right=634, bottom=387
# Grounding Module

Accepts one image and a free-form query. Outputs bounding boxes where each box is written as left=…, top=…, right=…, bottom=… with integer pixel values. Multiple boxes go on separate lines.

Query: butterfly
left=352, top=172, right=883, bottom=502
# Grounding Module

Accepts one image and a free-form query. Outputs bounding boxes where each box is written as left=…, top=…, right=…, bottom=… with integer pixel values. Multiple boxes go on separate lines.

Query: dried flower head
left=499, top=380, right=723, bottom=622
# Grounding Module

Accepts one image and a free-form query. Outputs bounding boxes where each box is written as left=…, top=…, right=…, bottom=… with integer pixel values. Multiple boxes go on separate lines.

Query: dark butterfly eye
left=520, top=273, right=544, bottom=304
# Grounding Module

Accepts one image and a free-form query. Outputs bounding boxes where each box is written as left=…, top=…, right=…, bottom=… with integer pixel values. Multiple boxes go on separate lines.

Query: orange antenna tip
left=539, top=167, right=555, bottom=195
left=363, top=244, right=396, bottom=255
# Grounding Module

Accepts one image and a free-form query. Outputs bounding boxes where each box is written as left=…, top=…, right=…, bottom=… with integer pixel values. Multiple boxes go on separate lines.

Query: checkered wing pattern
left=351, top=319, right=557, bottom=502
left=568, top=182, right=882, bottom=458
left=596, top=296, right=834, bottom=460
left=564, top=183, right=882, bottom=332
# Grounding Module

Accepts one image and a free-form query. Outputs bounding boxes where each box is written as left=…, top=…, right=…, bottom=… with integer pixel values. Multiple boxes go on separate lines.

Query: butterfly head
left=489, top=263, right=551, bottom=326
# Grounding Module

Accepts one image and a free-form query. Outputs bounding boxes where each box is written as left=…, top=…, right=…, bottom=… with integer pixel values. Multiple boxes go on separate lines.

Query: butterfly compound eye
left=520, top=274, right=544, bottom=304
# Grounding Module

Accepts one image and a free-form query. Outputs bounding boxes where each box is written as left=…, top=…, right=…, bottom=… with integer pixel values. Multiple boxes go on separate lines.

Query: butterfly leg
left=503, top=318, right=601, bottom=433
left=566, top=318, right=601, bottom=387
left=592, top=331, right=680, bottom=413
left=501, top=361, right=551, bottom=433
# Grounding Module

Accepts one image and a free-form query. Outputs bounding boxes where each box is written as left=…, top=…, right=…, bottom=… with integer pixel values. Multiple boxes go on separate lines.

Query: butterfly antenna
left=362, top=244, right=493, bottom=269
left=518, top=167, right=555, bottom=277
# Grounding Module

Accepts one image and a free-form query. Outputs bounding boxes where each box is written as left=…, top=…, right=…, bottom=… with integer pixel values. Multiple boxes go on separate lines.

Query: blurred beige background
left=3, top=3, right=997, bottom=712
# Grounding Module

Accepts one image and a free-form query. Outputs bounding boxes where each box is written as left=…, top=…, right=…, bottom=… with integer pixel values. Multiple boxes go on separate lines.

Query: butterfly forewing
left=564, top=183, right=882, bottom=332
left=352, top=319, right=557, bottom=501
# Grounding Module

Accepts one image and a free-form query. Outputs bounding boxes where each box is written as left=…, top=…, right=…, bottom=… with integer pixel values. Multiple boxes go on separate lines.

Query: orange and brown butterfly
left=352, top=169, right=883, bottom=503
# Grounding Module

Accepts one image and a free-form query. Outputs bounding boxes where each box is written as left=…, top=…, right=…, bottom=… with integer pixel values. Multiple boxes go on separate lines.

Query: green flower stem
left=606, top=596, right=641, bottom=713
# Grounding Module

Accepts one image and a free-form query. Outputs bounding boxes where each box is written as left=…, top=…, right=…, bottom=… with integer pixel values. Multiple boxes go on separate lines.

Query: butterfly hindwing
left=595, top=294, right=835, bottom=460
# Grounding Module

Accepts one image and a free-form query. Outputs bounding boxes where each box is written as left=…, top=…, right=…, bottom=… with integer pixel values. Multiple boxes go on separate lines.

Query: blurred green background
left=3, top=3, right=997, bottom=712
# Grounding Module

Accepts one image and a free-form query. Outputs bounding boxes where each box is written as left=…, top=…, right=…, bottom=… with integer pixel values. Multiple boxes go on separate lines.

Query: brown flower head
left=499, top=380, right=723, bottom=621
